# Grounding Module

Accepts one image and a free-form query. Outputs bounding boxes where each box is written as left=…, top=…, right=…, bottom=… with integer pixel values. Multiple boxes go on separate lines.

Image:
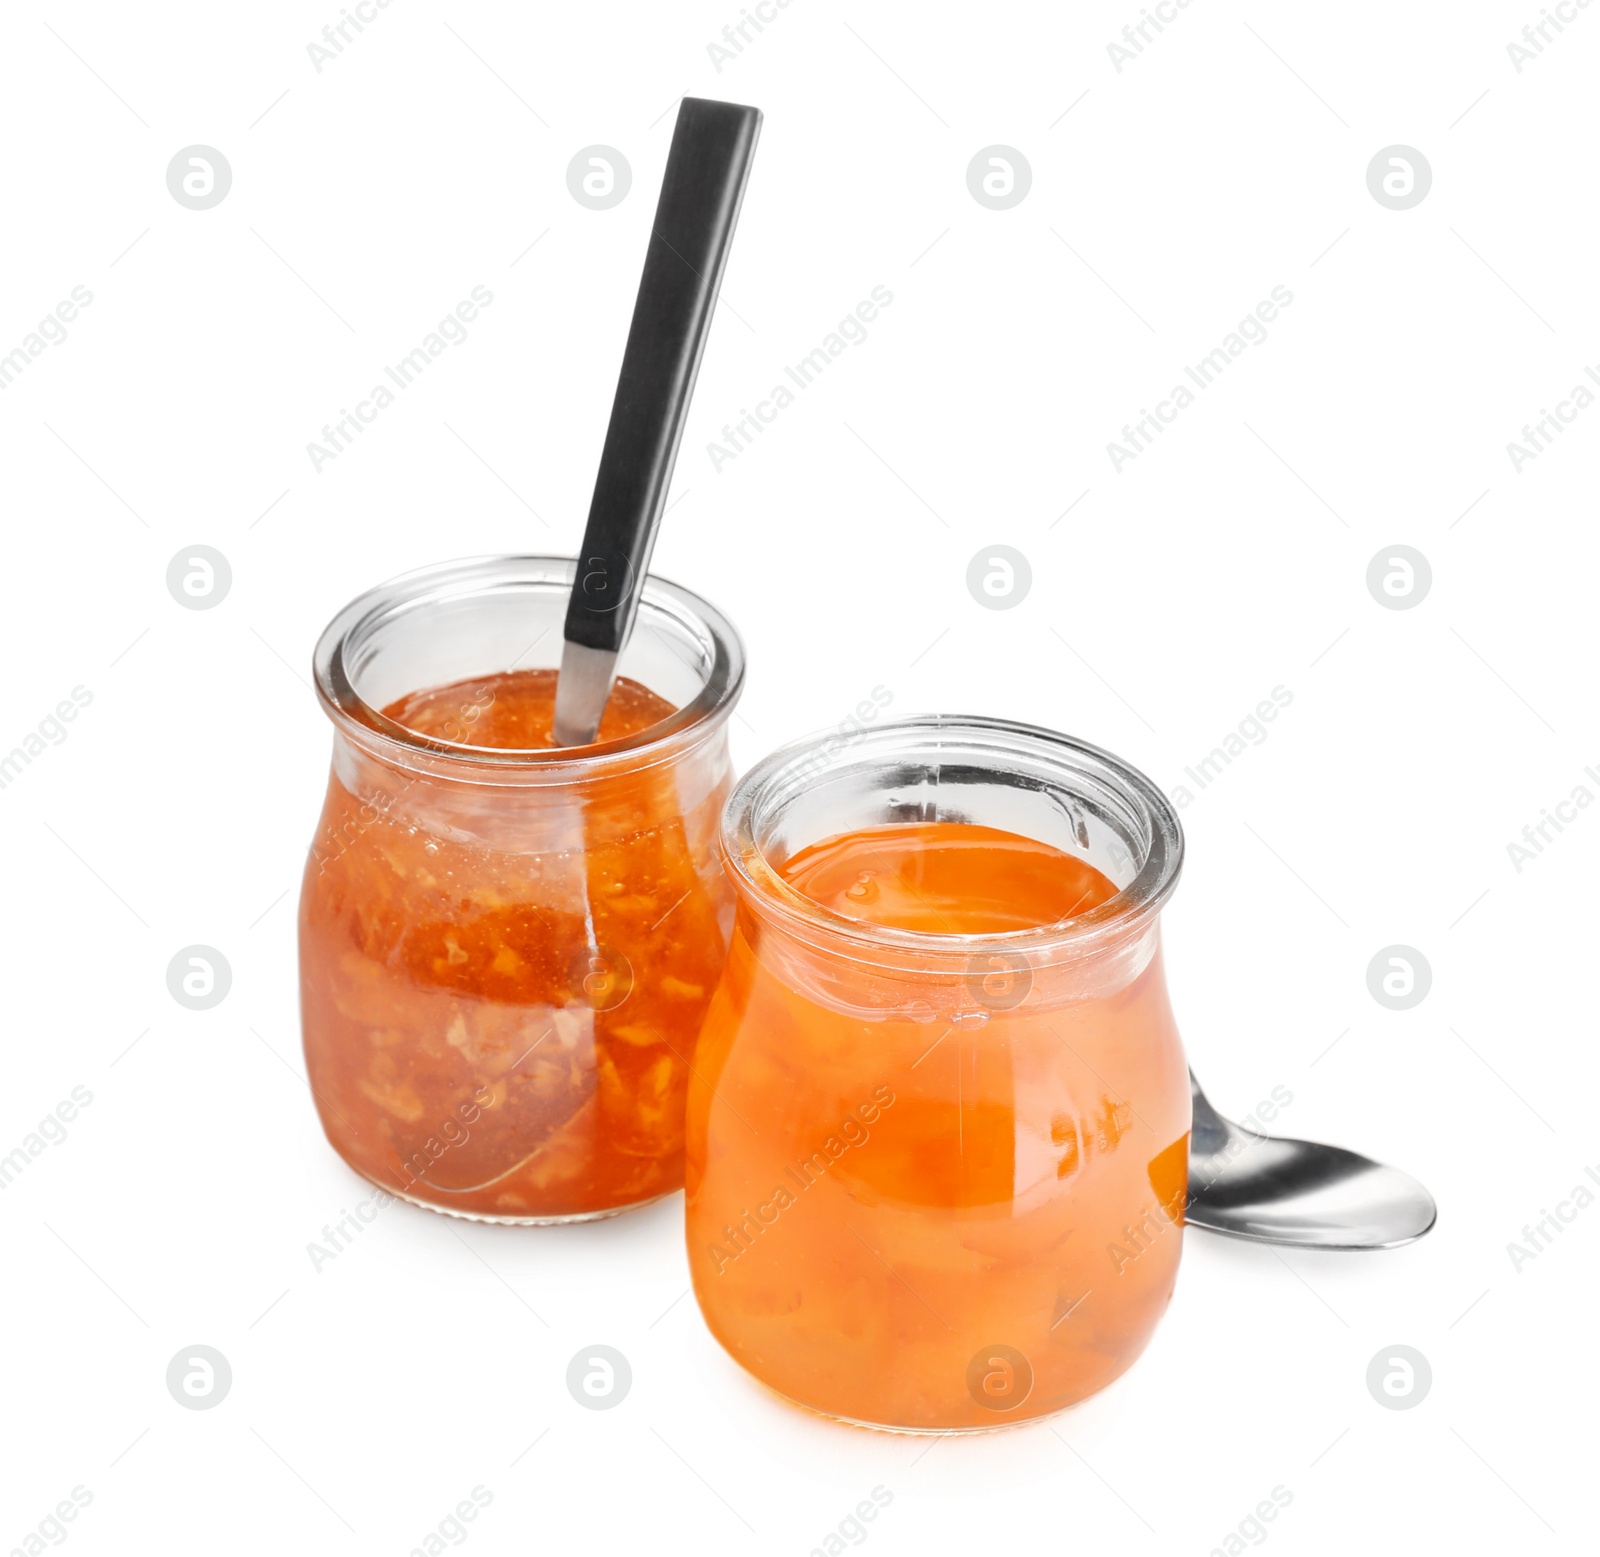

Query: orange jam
left=780, top=823, right=1121, bottom=931
left=299, top=668, right=734, bottom=1221
left=685, top=822, right=1190, bottom=1429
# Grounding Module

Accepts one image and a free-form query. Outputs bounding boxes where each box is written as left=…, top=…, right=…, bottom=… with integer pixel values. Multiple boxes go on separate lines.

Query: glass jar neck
left=721, top=715, right=1183, bottom=981
left=319, top=721, right=735, bottom=861
left=312, top=555, right=744, bottom=789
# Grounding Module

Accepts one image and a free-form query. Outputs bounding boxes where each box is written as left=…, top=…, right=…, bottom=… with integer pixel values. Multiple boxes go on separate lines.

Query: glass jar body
left=684, top=717, right=1190, bottom=1429
left=297, top=558, right=743, bottom=1223
left=301, top=732, right=733, bottom=1221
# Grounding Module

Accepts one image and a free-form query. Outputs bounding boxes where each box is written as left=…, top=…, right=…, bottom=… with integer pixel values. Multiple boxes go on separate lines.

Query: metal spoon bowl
left=1186, top=1070, right=1437, bottom=1249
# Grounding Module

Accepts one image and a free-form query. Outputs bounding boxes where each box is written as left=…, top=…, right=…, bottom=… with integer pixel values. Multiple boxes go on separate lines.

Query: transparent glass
left=685, top=716, right=1190, bottom=1430
left=298, top=556, right=743, bottom=1223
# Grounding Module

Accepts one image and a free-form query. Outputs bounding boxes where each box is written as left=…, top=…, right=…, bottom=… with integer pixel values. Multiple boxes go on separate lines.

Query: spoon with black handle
left=552, top=97, right=762, bottom=747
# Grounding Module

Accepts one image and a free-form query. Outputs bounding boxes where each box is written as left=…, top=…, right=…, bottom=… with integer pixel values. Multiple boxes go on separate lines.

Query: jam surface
left=383, top=667, right=674, bottom=750
left=299, top=669, right=733, bottom=1220
left=686, top=821, right=1189, bottom=1429
left=780, top=821, right=1120, bottom=933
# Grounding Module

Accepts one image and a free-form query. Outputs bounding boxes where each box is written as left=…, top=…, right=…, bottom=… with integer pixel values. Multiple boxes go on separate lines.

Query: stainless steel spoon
left=1186, top=1070, right=1436, bottom=1249
left=551, top=98, right=762, bottom=747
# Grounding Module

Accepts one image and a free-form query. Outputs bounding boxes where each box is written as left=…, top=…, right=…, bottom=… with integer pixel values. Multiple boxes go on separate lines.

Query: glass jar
left=299, top=556, right=743, bottom=1223
left=685, top=716, right=1189, bottom=1430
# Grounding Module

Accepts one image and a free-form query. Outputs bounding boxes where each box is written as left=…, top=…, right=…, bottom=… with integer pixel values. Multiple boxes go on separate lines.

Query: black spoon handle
left=563, top=97, right=762, bottom=654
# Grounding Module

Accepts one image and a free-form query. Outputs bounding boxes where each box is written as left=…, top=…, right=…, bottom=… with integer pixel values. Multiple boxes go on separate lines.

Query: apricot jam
left=687, top=718, right=1189, bottom=1430
left=300, top=665, right=735, bottom=1221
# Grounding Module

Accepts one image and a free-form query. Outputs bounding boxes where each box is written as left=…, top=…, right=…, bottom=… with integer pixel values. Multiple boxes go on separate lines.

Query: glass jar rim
left=312, top=555, right=745, bottom=780
left=721, top=714, right=1184, bottom=961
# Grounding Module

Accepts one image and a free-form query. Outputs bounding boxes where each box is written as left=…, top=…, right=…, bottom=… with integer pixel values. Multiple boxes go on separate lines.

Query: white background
left=1, top=2, right=1595, bottom=1553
